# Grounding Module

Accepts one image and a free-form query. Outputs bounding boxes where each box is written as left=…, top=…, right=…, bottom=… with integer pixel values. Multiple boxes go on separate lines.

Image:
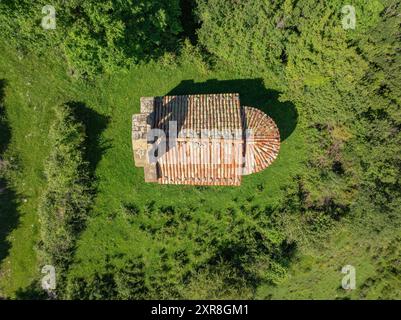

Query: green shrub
left=197, top=0, right=401, bottom=220
left=38, top=104, right=92, bottom=284
left=196, top=0, right=288, bottom=86
left=65, top=203, right=293, bottom=299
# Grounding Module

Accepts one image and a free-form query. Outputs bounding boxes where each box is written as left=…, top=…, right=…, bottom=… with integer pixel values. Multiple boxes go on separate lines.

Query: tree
left=0, top=0, right=182, bottom=76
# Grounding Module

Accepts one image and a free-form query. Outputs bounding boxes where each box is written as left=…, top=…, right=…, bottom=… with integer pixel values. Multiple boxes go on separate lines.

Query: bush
left=197, top=0, right=401, bottom=220
left=196, top=0, right=288, bottom=86
left=38, top=104, right=92, bottom=285
left=65, top=203, right=293, bottom=299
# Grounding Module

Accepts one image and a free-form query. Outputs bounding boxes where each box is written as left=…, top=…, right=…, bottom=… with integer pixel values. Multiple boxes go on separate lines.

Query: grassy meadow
left=0, top=41, right=306, bottom=297
left=0, top=0, right=400, bottom=299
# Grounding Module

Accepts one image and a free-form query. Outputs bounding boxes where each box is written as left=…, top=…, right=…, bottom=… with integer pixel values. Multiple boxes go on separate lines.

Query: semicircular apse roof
left=242, top=106, right=281, bottom=175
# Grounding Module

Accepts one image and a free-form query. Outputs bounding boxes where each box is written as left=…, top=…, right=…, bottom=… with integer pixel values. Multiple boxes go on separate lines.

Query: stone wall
left=132, top=97, right=158, bottom=182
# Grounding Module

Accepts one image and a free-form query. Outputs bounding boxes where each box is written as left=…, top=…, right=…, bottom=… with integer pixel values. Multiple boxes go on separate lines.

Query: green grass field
left=258, top=219, right=399, bottom=299
left=1, top=39, right=399, bottom=299
left=0, top=42, right=305, bottom=297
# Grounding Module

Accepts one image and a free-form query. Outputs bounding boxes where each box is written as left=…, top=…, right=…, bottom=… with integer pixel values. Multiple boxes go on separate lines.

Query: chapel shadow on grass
left=167, top=78, right=298, bottom=141
left=0, top=79, right=20, bottom=265
left=66, top=102, right=111, bottom=177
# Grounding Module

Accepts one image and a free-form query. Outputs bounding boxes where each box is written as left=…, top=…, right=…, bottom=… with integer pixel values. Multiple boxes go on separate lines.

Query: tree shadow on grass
left=14, top=280, right=48, bottom=300
left=179, top=0, right=200, bottom=44
left=0, top=79, right=20, bottom=265
left=0, top=179, right=19, bottom=265
left=167, top=79, right=298, bottom=141
left=0, top=79, right=11, bottom=155
left=66, top=102, right=111, bottom=177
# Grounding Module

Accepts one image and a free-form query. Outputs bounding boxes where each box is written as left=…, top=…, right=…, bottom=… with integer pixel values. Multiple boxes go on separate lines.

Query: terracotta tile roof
left=153, top=94, right=242, bottom=138
left=157, top=139, right=244, bottom=186
left=242, top=107, right=281, bottom=174
left=154, top=94, right=243, bottom=186
left=132, top=93, right=280, bottom=186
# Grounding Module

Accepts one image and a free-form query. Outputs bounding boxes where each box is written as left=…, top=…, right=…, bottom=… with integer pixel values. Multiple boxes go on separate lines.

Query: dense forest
left=0, top=0, right=400, bottom=299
